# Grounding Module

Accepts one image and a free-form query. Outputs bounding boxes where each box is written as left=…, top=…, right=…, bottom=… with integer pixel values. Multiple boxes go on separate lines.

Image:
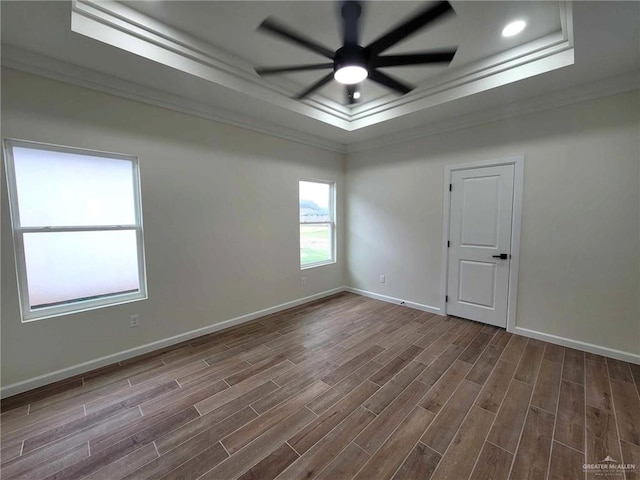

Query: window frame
left=299, top=178, right=336, bottom=270
left=3, top=138, right=148, bottom=322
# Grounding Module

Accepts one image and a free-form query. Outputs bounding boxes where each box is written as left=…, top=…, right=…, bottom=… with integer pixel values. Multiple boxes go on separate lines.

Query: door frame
left=440, top=155, right=524, bottom=332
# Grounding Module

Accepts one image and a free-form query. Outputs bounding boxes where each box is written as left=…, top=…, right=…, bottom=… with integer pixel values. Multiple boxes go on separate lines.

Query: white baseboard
left=0, top=287, right=347, bottom=399
left=514, top=327, right=640, bottom=365
left=344, top=287, right=441, bottom=315
left=4, top=287, right=637, bottom=398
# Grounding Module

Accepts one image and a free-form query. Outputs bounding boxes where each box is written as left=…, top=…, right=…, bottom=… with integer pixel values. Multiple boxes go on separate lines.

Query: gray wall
left=1, top=69, right=345, bottom=387
left=346, top=91, right=640, bottom=357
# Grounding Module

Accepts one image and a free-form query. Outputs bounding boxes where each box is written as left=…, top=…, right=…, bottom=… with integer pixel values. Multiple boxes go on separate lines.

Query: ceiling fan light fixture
left=502, top=20, right=526, bottom=37
left=334, top=65, right=368, bottom=84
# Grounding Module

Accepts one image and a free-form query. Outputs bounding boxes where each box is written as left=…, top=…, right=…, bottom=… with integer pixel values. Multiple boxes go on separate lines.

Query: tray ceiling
left=69, top=0, right=574, bottom=130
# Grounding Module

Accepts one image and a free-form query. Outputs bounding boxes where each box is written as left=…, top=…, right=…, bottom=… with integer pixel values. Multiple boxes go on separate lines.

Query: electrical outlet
left=130, top=314, right=139, bottom=327
left=379, top=275, right=385, bottom=284
left=301, top=277, right=306, bottom=286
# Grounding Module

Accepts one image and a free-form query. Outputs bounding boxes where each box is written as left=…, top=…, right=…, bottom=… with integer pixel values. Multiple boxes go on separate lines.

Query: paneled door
left=446, top=164, right=515, bottom=327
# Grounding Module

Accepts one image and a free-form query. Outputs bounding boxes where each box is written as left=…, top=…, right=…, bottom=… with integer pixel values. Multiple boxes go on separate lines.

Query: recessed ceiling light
left=502, top=20, right=526, bottom=37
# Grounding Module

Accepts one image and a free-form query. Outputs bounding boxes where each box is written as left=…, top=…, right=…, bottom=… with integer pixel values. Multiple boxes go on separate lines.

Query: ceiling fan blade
left=346, top=84, right=358, bottom=104
left=373, top=49, right=457, bottom=67
left=341, top=1, right=363, bottom=46
left=368, top=69, right=414, bottom=95
left=259, top=18, right=335, bottom=60
left=295, top=72, right=335, bottom=99
left=255, top=63, right=334, bottom=75
left=366, top=1, right=454, bottom=56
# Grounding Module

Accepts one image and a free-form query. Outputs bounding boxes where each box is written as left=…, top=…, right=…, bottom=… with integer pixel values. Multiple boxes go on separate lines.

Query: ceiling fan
left=254, top=1, right=457, bottom=105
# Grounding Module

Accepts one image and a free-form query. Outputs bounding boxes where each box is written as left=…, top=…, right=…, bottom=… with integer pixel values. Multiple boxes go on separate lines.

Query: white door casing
left=446, top=164, right=516, bottom=327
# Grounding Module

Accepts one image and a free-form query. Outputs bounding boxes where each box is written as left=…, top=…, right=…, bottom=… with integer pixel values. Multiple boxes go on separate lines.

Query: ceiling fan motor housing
left=334, top=45, right=368, bottom=72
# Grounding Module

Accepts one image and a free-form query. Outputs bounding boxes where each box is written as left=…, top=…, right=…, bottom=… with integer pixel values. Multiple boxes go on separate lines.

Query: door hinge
left=449, top=184, right=452, bottom=191
left=447, top=241, right=450, bottom=248
left=445, top=295, right=449, bottom=302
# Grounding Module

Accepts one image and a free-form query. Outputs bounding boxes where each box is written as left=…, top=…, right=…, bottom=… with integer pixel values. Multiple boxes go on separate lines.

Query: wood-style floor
left=1, top=293, right=639, bottom=480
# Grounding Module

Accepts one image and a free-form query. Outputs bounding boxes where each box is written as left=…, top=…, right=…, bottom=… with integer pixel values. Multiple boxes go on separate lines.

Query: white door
left=447, top=165, right=515, bottom=327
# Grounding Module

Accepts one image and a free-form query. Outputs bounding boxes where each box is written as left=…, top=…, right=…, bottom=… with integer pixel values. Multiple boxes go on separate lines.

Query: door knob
left=492, top=253, right=510, bottom=259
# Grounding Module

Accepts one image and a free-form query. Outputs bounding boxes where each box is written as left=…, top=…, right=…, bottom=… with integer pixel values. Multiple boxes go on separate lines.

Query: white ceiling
left=120, top=1, right=561, bottom=104
left=1, top=1, right=639, bottom=149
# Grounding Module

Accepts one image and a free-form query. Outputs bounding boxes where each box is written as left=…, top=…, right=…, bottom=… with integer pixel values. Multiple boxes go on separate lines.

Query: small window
left=3, top=139, right=147, bottom=321
left=299, top=180, right=335, bottom=268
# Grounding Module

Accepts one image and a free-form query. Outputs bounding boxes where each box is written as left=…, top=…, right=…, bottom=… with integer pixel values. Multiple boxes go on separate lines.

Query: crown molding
left=346, top=71, right=640, bottom=153
left=70, top=0, right=576, bottom=132
left=1, top=46, right=347, bottom=154
left=3, top=46, right=636, bottom=156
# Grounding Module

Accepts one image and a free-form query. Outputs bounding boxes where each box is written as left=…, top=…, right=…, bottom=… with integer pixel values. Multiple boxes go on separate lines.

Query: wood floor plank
left=1, top=405, right=86, bottom=447
left=475, top=360, right=519, bottom=414
left=620, top=441, right=640, bottom=480
left=0, top=442, right=22, bottom=465
left=363, top=361, right=427, bottom=415
left=89, top=406, right=199, bottom=454
left=139, top=379, right=228, bottom=416
left=555, top=379, right=585, bottom=452
left=130, top=407, right=256, bottom=478
left=369, top=345, right=423, bottom=386
left=391, top=442, right=441, bottom=480
left=452, top=323, right=484, bottom=348
left=585, top=359, right=612, bottom=412
left=458, top=332, right=493, bottom=365
left=466, top=345, right=504, bottom=386
left=156, top=442, right=228, bottom=480
left=289, top=380, right=379, bottom=454
left=222, top=380, right=329, bottom=454
left=195, top=375, right=277, bottom=415
left=1, top=379, right=84, bottom=412
left=607, top=358, right=634, bottom=384
left=429, top=406, right=495, bottom=480
left=9, top=443, right=88, bottom=480
left=487, top=379, right=533, bottom=453
left=500, top=335, right=528, bottom=365
left=84, top=443, right=158, bottom=480
left=415, top=332, right=458, bottom=366
left=469, top=441, right=513, bottom=480
left=0, top=405, right=29, bottom=425
left=421, top=380, right=482, bottom=454
left=176, top=358, right=250, bottom=387
left=86, top=380, right=180, bottom=416
left=543, top=343, right=564, bottom=363
left=355, top=380, right=430, bottom=454
left=277, top=407, right=375, bottom=480
left=562, top=348, right=585, bottom=385
left=197, top=407, right=316, bottom=480
left=513, top=343, right=544, bottom=385
left=585, top=405, right=622, bottom=480
left=417, top=344, right=464, bottom=386
left=509, top=405, right=555, bottom=480
left=321, top=346, right=384, bottom=386
left=420, top=360, right=472, bottom=414
left=314, top=443, right=370, bottom=480
left=610, top=378, right=640, bottom=446
left=354, top=407, right=435, bottom=480
left=2, top=295, right=638, bottom=480
left=307, top=360, right=381, bottom=415
left=490, top=330, right=512, bottom=349
left=630, top=364, right=640, bottom=397
left=547, top=441, right=584, bottom=480
left=530, top=359, right=562, bottom=414
left=236, top=443, right=299, bottom=480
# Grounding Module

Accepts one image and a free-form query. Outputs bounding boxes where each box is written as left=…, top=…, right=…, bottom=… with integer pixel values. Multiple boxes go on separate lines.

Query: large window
left=3, top=139, right=147, bottom=321
left=299, top=180, right=335, bottom=268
